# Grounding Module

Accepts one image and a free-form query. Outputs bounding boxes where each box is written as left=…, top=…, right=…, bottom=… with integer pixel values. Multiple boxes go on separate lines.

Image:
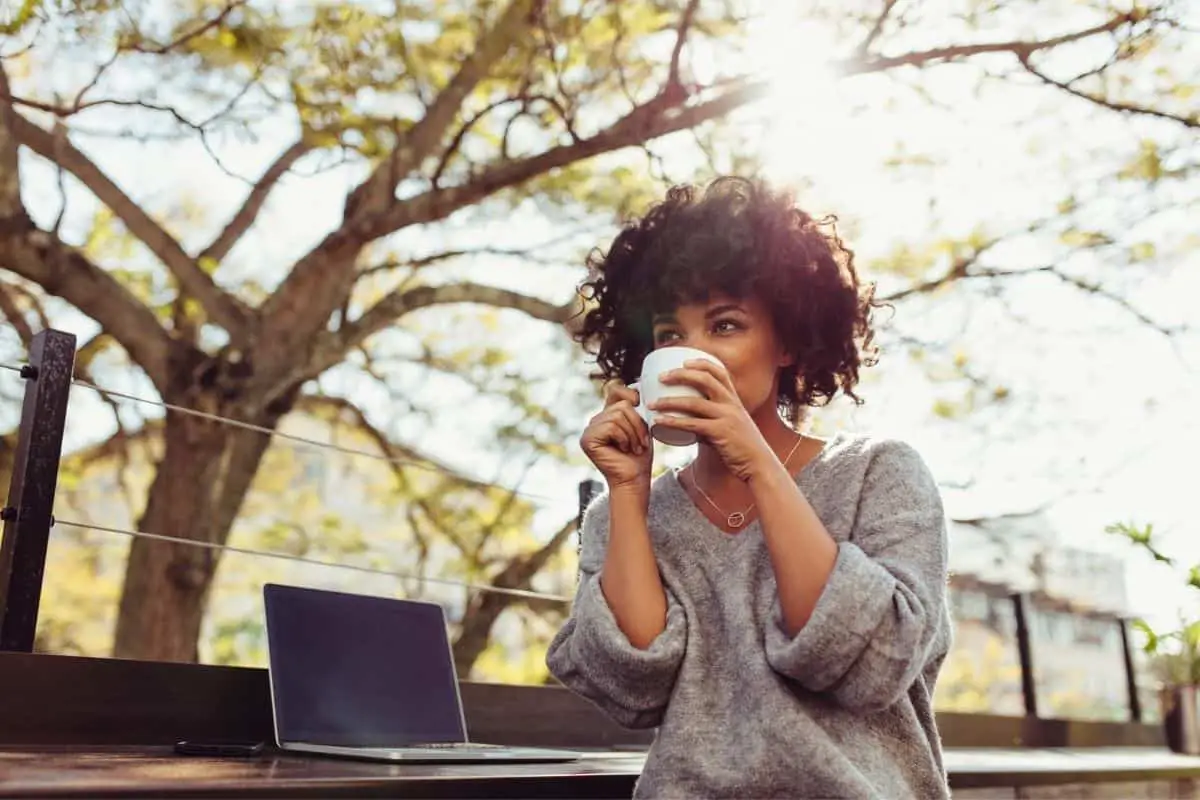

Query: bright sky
left=3, top=1, right=1198, bottom=629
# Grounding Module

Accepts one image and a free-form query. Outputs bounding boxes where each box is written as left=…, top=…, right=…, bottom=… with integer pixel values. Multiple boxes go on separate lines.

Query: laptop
left=262, top=583, right=580, bottom=763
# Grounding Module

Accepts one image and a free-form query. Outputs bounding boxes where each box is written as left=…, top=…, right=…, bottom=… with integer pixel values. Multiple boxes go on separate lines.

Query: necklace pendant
left=727, top=511, right=746, bottom=528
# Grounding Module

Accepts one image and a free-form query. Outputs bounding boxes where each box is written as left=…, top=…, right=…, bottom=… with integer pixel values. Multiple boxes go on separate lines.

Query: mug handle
left=628, top=381, right=651, bottom=426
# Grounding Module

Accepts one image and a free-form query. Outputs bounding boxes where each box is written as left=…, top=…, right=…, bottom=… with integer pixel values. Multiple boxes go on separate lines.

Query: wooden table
left=2, top=746, right=1199, bottom=798
left=0, top=747, right=644, bottom=798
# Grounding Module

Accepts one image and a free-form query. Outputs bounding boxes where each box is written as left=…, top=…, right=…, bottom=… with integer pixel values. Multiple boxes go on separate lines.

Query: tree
left=0, top=0, right=1194, bottom=664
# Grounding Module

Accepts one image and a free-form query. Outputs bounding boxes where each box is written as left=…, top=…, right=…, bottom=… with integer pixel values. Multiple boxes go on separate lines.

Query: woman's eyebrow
left=705, top=303, right=745, bottom=318
left=651, top=313, right=677, bottom=324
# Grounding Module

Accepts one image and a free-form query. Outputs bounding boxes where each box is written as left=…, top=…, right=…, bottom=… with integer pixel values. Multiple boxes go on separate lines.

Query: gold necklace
left=689, top=436, right=805, bottom=529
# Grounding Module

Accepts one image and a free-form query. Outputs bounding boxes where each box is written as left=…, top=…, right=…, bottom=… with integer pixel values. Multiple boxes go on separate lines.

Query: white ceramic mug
left=632, top=347, right=724, bottom=446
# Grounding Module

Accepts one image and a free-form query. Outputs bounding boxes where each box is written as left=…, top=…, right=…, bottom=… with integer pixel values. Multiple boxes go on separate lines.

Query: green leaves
left=1109, top=521, right=1200, bottom=684
left=1105, top=520, right=1173, bottom=564
left=0, top=0, right=42, bottom=35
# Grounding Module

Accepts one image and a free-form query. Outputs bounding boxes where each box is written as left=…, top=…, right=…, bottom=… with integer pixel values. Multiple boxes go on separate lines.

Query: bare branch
left=1039, top=266, right=1183, bottom=336
left=431, top=95, right=524, bottom=187
left=75, top=331, right=114, bottom=373
left=0, top=65, right=172, bottom=386
left=361, top=78, right=770, bottom=241
left=362, top=282, right=566, bottom=345
left=304, top=282, right=574, bottom=382
left=452, top=515, right=577, bottom=674
left=856, top=0, right=900, bottom=59
left=6, top=112, right=255, bottom=339
left=883, top=260, right=1182, bottom=337
left=0, top=66, right=22, bottom=216
left=0, top=281, right=36, bottom=346
left=880, top=259, right=985, bottom=302
left=126, top=1, right=248, bottom=55
left=293, top=393, right=495, bottom=493
left=1019, top=53, right=1198, bottom=128
left=344, top=0, right=536, bottom=219
left=667, top=0, right=702, bottom=91
left=199, top=139, right=310, bottom=264
left=0, top=224, right=172, bottom=387
left=860, top=12, right=1142, bottom=71
left=359, top=240, right=581, bottom=277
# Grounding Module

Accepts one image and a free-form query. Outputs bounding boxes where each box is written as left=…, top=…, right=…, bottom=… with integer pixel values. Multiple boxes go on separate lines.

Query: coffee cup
left=632, top=347, right=723, bottom=446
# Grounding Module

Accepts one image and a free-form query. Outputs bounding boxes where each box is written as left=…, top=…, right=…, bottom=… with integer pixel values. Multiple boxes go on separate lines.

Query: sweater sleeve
left=763, top=439, right=949, bottom=713
left=545, top=493, right=688, bottom=729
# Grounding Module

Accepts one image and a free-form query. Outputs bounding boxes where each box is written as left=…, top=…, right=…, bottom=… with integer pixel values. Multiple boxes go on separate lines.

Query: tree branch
left=0, top=65, right=172, bottom=387
left=883, top=260, right=1182, bottom=337
left=0, top=223, right=172, bottom=387
left=293, top=393, right=497, bottom=494
left=856, top=0, right=899, bottom=59
left=0, top=280, right=36, bottom=347
left=667, top=0, right=702, bottom=92
left=6, top=112, right=255, bottom=340
left=1039, top=266, right=1182, bottom=336
left=304, top=282, right=574, bottom=381
left=860, top=12, right=1143, bottom=71
left=1018, top=53, right=1198, bottom=128
left=0, top=67, right=23, bottom=218
left=452, top=515, right=577, bottom=675
left=199, top=139, right=310, bottom=264
left=126, top=0, right=248, bottom=55
left=251, top=8, right=1163, bottom=397
left=359, top=240, right=582, bottom=276
left=343, top=0, right=536, bottom=220
left=360, top=78, right=770, bottom=241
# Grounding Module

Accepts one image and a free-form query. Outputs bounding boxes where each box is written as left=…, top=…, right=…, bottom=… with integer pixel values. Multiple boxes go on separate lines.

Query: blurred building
left=937, top=517, right=1138, bottom=721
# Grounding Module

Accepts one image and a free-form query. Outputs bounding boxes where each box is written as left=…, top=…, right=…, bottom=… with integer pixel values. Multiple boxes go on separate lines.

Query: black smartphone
left=174, top=740, right=265, bottom=757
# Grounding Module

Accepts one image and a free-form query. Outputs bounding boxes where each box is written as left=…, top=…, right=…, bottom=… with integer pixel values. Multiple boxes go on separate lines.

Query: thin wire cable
left=71, top=377, right=564, bottom=505
left=53, top=517, right=573, bottom=605
left=1, top=359, right=567, bottom=506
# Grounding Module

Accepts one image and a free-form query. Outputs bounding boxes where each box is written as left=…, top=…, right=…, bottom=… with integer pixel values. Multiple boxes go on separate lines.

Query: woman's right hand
left=580, top=383, right=652, bottom=491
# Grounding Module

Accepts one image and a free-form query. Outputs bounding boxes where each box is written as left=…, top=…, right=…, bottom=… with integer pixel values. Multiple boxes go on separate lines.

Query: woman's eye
left=713, top=319, right=741, bottom=334
left=654, top=330, right=682, bottom=345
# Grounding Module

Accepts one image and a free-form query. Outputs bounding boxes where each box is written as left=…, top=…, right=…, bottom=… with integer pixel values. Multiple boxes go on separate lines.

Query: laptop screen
left=263, top=584, right=468, bottom=748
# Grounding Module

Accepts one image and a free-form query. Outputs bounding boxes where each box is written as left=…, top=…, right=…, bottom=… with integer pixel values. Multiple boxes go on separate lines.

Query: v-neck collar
left=665, top=431, right=843, bottom=539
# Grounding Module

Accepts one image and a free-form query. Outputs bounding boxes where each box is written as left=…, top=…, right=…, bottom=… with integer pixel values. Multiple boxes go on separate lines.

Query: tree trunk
left=111, top=385, right=288, bottom=662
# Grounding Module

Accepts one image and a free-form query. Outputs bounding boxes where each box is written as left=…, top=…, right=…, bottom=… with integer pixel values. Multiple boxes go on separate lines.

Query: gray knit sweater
left=546, top=433, right=952, bottom=799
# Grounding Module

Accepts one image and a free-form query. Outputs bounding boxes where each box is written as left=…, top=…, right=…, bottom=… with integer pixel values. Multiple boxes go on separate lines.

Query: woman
left=546, top=177, right=952, bottom=799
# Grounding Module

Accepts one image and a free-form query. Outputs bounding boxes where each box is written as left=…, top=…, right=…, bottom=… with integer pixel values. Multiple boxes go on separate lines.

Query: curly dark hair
left=574, top=176, right=880, bottom=423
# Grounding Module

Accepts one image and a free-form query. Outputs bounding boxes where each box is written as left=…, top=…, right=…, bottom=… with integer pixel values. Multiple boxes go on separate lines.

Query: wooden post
left=0, top=329, right=76, bottom=652
left=1119, top=618, right=1144, bottom=723
left=1012, top=592, right=1040, bottom=718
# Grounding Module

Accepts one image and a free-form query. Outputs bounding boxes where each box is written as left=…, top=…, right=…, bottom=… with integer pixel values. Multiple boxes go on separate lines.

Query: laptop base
left=280, top=740, right=580, bottom=763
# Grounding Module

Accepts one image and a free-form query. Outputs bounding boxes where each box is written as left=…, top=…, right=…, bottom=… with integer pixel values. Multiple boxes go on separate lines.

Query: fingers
left=594, top=415, right=636, bottom=454
left=685, top=358, right=736, bottom=390
left=615, top=403, right=651, bottom=449
left=609, top=406, right=649, bottom=454
left=586, top=405, right=649, bottom=455
left=658, top=366, right=729, bottom=400
left=651, top=413, right=705, bottom=435
left=603, top=381, right=640, bottom=408
left=649, top=395, right=719, bottom=418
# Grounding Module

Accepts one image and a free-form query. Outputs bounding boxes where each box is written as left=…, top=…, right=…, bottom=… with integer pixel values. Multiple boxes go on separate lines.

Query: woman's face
left=650, top=293, right=791, bottom=417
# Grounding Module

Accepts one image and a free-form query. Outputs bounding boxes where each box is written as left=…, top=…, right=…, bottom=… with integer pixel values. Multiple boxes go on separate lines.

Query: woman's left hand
left=650, top=359, right=775, bottom=482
